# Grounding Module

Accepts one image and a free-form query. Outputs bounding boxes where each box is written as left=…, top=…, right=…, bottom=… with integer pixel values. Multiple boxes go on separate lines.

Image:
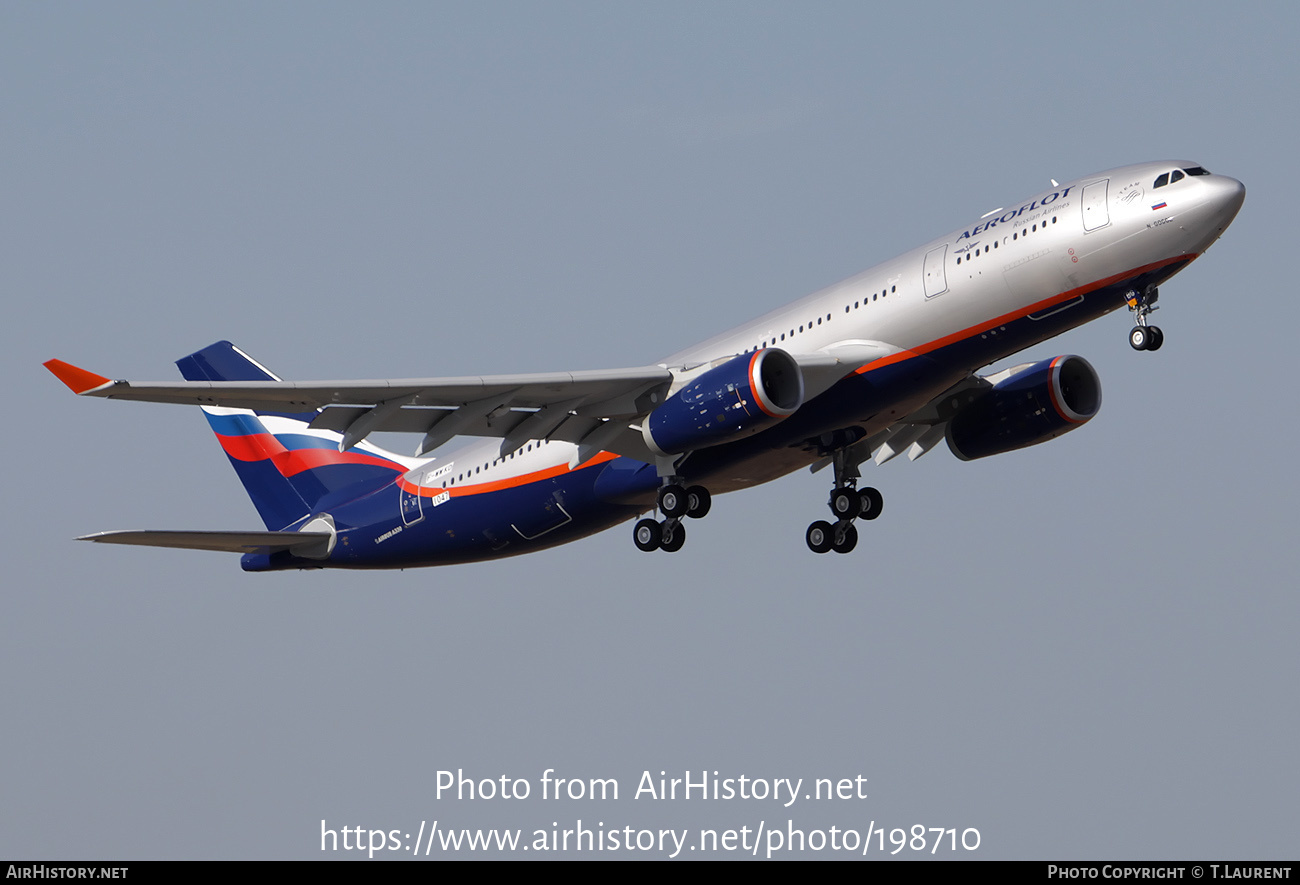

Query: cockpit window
left=1185, top=166, right=1210, bottom=176
left=1154, top=172, right=1170, bottom=188
left=1171, top=169, right=1185, bottom=184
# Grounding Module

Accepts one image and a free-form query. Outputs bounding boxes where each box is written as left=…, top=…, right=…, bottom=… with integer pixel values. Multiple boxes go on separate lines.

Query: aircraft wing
left=45, top=358, right=675, bottom=457
left=47, top=343, right=889, bottom=460
left=43, top=360, right=672, bottom=413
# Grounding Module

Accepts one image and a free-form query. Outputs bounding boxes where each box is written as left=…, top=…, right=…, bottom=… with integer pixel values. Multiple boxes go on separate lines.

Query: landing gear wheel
left=660, top=520, right=686, bottom=552
left=633, top=518, right=661, bottom=552
left=829, top=487, right=859, bottom=519
left=832, top=522, right=858, bottom=554
left=658, top=484, right=688, bottom=519
left=857, top=487, right=883, bottom=520
left=685, top=485, right=712, bottom=519
left=806, top=520, right=834, bottom=554
left=1125, top=287, right=1161, bottom=351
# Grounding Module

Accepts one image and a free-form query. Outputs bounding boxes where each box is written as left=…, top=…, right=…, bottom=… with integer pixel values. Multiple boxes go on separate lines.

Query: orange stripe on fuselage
left=398, top=450, right=620, bottom=499
left=855, top=254, right=1195, bottom=377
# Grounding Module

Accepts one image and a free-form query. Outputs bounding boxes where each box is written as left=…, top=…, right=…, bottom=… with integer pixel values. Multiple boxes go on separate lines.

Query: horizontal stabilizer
left=77, top=530, right=334, bottom=558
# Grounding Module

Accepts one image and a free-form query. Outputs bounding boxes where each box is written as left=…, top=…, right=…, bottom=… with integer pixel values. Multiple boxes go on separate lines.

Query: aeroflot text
left=956, top=187, right=1075, bottom=240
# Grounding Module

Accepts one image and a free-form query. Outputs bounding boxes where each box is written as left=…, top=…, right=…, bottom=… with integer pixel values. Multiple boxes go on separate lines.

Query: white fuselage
left=416, top=161, right=1244, bottom=503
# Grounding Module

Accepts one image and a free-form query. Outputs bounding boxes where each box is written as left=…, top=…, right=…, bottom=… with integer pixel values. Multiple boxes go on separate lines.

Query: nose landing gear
left=1126, top=286, right=1164, bottom=351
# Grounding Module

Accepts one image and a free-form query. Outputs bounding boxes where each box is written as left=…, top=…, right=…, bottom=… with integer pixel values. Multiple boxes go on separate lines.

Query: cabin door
left=923, top=245, right=949, bottom=298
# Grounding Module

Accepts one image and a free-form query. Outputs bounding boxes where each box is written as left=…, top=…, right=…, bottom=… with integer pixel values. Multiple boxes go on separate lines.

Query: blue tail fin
left=177, top=341, right=413, bottom=530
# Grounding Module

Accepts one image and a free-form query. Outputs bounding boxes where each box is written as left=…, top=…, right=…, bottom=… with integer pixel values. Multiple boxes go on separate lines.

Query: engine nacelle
left=946, top=355, right=1102, bottom=461
left=643, top=349, right=803, bottom=456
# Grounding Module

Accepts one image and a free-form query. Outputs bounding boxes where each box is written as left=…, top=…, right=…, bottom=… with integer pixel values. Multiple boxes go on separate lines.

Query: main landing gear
left=633, top=480, right=711, bottom=553
left=806, top=449, right=883, bottom=555
left=1126, top=286, right=1164, bottom=352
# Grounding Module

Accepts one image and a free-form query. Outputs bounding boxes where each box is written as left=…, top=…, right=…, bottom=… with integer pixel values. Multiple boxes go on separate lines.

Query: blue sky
left=2, top=2, right=1295, bottom=859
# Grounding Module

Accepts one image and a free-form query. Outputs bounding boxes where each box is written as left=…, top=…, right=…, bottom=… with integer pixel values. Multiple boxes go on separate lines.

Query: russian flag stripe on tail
left=177, top=342, right=410, bottom=530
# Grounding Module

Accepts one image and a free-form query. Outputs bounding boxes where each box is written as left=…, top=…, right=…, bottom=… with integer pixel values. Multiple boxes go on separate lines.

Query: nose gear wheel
left=1125, top=287, right=1164, bottom=351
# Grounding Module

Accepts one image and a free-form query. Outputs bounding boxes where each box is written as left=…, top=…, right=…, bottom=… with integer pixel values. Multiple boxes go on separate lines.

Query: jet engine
left=946, top=355, right=1101, bottom=461
left=643, top=349, right=803, bottom=455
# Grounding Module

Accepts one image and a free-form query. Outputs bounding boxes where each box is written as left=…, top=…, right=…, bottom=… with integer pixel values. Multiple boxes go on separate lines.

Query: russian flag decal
left=1151, top=201, right=1167, bottom=211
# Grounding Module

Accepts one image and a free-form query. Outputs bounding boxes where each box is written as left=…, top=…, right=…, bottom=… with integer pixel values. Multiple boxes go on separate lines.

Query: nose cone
left=1208, top=175, right=1246, bottom=226
left=1183, top=174, right=1245, bottom=253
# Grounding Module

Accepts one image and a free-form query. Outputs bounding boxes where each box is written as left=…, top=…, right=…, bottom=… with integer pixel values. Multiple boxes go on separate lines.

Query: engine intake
left=947, top=355, right=1102, bottom=461
left=644, top=349, right=803, bottom=455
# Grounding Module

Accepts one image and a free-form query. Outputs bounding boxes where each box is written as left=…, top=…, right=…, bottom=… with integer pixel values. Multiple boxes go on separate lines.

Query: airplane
left=45, top=160, right=1245, bottom=571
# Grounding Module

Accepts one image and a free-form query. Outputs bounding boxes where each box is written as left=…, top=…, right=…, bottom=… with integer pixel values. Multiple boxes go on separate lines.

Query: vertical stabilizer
left=177, top=341, right=414, bottom=529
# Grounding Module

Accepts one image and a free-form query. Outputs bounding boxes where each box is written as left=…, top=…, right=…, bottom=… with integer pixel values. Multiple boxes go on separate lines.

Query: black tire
left=1147, top=326, right=1164, bottom=351
left=829, top=487, right=859, bottom=519
left=858, top=487, right=883, bottom=520
left=633, top=518, right=661, bottom=552
left=832, top=522, right=858, bottom=554
left=1129, top=326, right=1150, bottom=351
left=660, top=520, right=686, bottom=552
left=658, top=484, right=688, bottom=519
left=806, top=520, right=833, bottom=554
left=685, top=485, right=712, bottom=519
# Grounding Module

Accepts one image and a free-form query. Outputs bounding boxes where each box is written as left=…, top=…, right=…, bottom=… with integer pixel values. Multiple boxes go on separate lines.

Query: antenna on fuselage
left=1050, top=179, right=1059, bottom=187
